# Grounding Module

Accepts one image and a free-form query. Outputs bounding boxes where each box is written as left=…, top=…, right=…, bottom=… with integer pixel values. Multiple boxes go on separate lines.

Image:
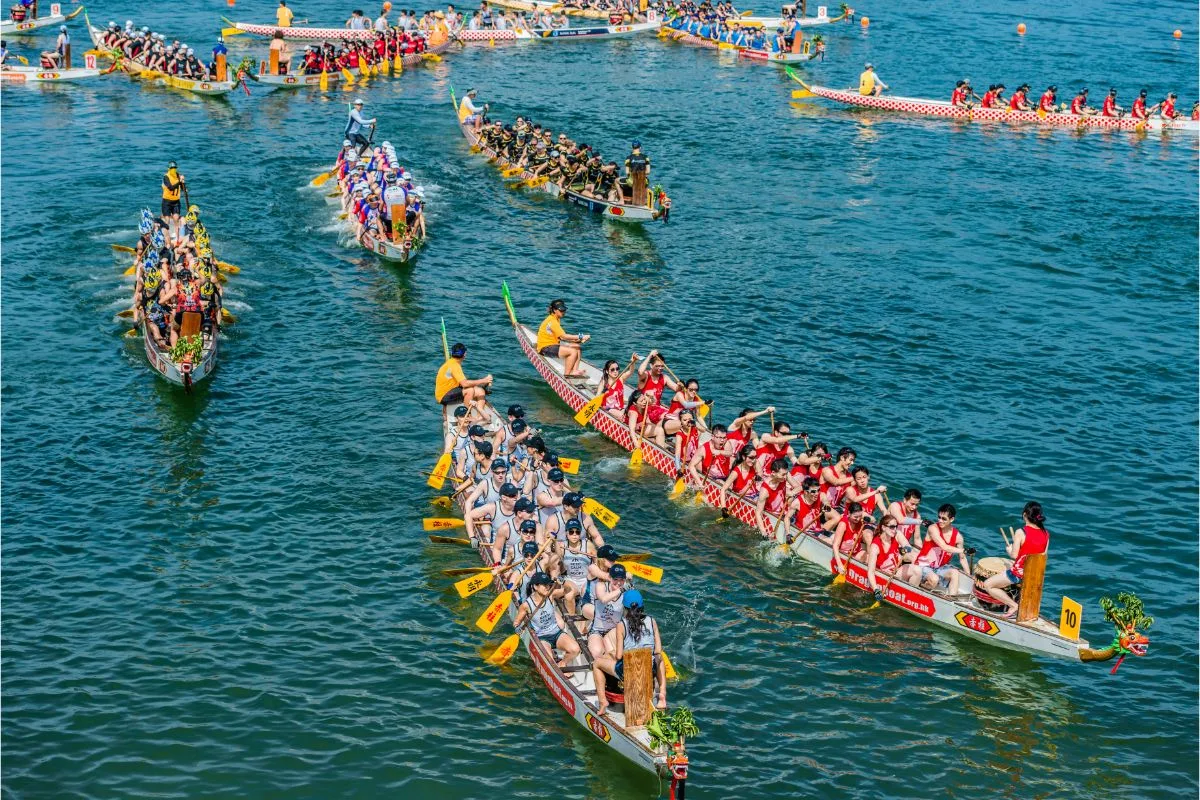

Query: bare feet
left=655, top=695, right=667, bottom=710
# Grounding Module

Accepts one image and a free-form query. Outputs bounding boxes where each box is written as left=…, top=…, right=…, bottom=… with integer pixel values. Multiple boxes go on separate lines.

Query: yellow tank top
left=858, top=70, right=875, bottom=96
left=162, top=170, right=181, bottom=201
left=435, top=358, right=466, bottom=401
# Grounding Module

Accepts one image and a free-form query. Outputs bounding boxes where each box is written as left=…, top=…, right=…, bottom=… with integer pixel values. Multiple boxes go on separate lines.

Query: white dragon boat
left=0, top=2, right=78, bottom=35
left=1, top=62, right=102, bottom=81
left=792, top=73, right=1199, bottom=134
left=501, top=282, right=1153, bottom=666
left=532, top=13, right=660, bottom=39
left=730, top=3, right=853, bottom=28
left=86, top=14, right=237, bottom=95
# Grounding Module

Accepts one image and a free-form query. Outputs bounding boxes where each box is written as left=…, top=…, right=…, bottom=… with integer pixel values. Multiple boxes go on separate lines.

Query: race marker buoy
left=1017, top=22, right=1026, bottom=34
left=859, top=15, right=869, bottom=27
left=1173, top=29, right=1182, bottom=38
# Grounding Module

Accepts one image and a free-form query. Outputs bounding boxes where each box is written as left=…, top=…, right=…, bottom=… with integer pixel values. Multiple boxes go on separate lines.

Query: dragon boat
left=86, top=13, right=239, bottom=95
left=532, top=15, right=660, bottom=39
left=500, top=282, right=1153, bottom=668
left=790, top=72, right=1199, bottom=134
left=0, top=63, right=102, bottom=82
left=453, top=27, right=534, bottom=42
left=450, top=87, right=670, bottom=223
left=223, top=19, right=376, bottom=41
left=430, top=331, right=691, bottom=787
left=730, top=3, right=854, bottom=28
left=326, top=139, right=426, bottom=264
left=485, top=0, right=614, bottom=20
left=1, top=2, right=79, bottom=35
left=658, top=22, right=812, bottom=64
left=248, top=40, right=450, bottom=88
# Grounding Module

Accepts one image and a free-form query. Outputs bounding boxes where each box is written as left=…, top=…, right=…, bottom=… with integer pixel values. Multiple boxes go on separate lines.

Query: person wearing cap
left=345, top=99, right=376, bottom=154
left=492, top=404, right=531, bottom=459
left=858, top=62, right=886, bottom=96
left=1037, top=85, right=1058, bottom=114
left=1128, top=89, right=1149, bottom=120
left=161, top=161, right=185, bottom=240
left=1151, top=92, right=1180, bottom=120
left=591, top=589, right=666, bottom=715
left=1070, top=88, right=1095, bottom=116
left=535, top=466, right=570, bottom=524
left=465, top=457, right=512, bottom=511
left=1101, top=88, right=1123, bottom=117
left=492, top=499, right=539, bottom=564
left=582, top=561, right=628, bottom=659
left=455, top=436, right=493, bottom=484
left=435, top=342, right=494, bottom=421
left=513, top=572, right=580, bottom=670
left=561, top=492, right=605, bottom=548
left=536, top=299, right=590, bottom=380
left=43, top=23, right=69, bottom=68
left=466, top=478, right=520, bottom=545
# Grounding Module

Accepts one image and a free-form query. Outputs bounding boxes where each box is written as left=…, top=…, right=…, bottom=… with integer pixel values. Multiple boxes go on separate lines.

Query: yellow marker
left=427, top=452, right=451, bottom=489
left=557, top=457, right=580, bottom=474
left=1059, top=596, right=1082, bottom=640
left=423, top=517, right=465, bottom=531
left=583, top=497, right=619, bottom=529
left=618, top=560, right=663, bottom=584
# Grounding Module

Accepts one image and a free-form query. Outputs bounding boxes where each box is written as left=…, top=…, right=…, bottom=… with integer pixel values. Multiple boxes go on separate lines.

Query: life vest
left=179, top=282, right=203, bottom=313
left=162, top=170, right=182, bottom=201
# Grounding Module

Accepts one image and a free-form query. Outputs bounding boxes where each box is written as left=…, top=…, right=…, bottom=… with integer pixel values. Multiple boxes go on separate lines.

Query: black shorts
left=539, top=345, right=561, bottom=358
left=162, top=198, right=181, bottom=217
left=439, top=386, right=465, bottom=405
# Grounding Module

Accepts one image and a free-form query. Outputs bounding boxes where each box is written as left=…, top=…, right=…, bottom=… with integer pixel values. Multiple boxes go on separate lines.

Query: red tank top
left=730, top=465, right=756, bottom=494
left=676, top=426, right=699, bottom=463
left=641, top=373, right=666, bottom=405
left=838, top=516, right=866, bottom=553
left=821, top=466, right=849, bottom=507
left=726, top=427, right=749, bottom=450
left=601, top=378, right=625, bottom=410
left=794, top=497, right=821, bottom=532
left=916, top=525, right=959, bottom=569
left=857, top=490, right=878, bottom=516
left=701, top=441, right=731, bottom=478
left=1012, top=524, right=1048, bottom=578
left=869, top=536, right=900, bottom=573
left=760, top=478, right=787, bottom=514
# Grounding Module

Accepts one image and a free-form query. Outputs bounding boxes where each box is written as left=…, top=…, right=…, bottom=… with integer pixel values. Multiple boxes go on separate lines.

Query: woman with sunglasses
left=596, top=354, right=639, bottom=411
left=865, top=514, right=904, bottom=604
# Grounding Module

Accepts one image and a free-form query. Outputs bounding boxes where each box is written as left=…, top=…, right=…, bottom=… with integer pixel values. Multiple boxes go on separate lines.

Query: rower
left=1150, top=92, right=1179, bottom=119
left=830, top=501, right=869, bottom=578
left=1038, top=85, right=1057, bottom=113
left=950, top=80, right=969, bottom=107
left=582, top=562, right=627, bottom=658
left=1131, top=89, right=1149, bottom=120
left=719, top=444, right=759, bottom=510
left=434, top=342, right=494, bottom=421
left=1008, top=83, right=1032, bottom=111
left=689, top=423, right=732, bottom=486
left=790, top=476, right=840, bottom=541
left=865, top=514, right=903, bottom=604
left=536, top=299, right=590, bottom=380
left=1070, top=87, right=1095, bottom=115
left=345, top=99, right=376, bottom=155
left=557, top=519, right=595, bottom=615
left=898, top=503, right=971, bottom=596
left=980, top=84, right=1002, bottom=108
left=726, top=406, right=773, bottom=451
left=496, top=511, right=539, bottom=566
left=465, top=479, right=519, bottom=545
left=886, top=488, right=924, bottom=550
left=858, top=62, right=887, bottom=96
left=457, top=437, right=493, bottom=486
left=755, top=420, right=799, bottom=476
left=753, top=458, right=792, bottom=539
left=664, top=409, right=700, bottom=467
left=513, top=572, right=581, bottom=671
left=625, top=390, right=665, bottom=451
left=443, top=405, right=472, bottom=459
left=536, top=467, right=569, bottom=524
left=637, top=350, right=678, bottom=408
left=1101, top=88, right=1123, bottom=117
left=842, top=466, right=885, bottom=518
left=161, top=161, right=184, bottom=240
left=562, top=491, right=605, bottom=548
left=818, top=446, right=855, bottom=509
left=596, top=355, right=638, bottom=411
left=592, top=590, right=667, bottom=716
left=982, top=501, right=1049, bottom=618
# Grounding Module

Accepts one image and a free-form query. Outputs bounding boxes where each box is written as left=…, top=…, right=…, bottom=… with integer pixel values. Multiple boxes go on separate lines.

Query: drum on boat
left=972, top=556, right=1020, bottom=611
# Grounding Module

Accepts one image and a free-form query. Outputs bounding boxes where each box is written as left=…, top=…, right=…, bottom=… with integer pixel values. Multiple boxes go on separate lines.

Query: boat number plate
left=955, top=611, right=999, bottom=636
left=585, top=712, right=611, bottom=743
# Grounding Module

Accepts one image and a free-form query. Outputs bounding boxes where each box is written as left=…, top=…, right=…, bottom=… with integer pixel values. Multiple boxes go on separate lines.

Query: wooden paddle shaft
left=623, top=648, right=654, bottom=727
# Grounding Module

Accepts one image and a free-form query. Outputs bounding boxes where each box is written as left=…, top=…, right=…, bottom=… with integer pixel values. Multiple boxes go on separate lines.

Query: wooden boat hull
left=1, top=65, right=102, bottom=82
left=87, top=16, right=236, bottom=95
left=501, top=285, right=1101, bottom=663
left=802, top=82, right=1200, bottom=133
left=441, top=402, right=675, bottom=777
left=451, top=90, right=664, bottom=222
left=660, top=26, right=811, bottom=64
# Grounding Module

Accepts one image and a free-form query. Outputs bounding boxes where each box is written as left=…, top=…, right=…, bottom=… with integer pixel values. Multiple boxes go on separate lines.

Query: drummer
left=536, top=298, right=591, bottom=380
left=591, top=589, right=667, bottom=716
left=982, top=502, right=1049, bottom=618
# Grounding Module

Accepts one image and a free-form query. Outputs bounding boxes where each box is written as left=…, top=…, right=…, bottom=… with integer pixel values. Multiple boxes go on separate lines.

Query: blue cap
left=622, top=589, right=644, bottom=608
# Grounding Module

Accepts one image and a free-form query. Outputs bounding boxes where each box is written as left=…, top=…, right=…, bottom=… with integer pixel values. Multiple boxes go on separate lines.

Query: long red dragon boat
left=501, top=282, right=1152, bottom=669
left=790, top=71, right=1198, bottom=134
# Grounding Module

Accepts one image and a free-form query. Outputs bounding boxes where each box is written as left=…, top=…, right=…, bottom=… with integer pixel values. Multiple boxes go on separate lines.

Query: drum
left=10, top=5, right=27, bottom=21
left=972, top=557, right=1020, bottom=611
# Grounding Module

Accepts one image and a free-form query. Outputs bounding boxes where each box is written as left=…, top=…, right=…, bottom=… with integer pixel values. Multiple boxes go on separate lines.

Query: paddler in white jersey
left=513, top=572, right=581, bottom=670
left=536, top=467, right=569, bottom=523
left=465, top=479, right=519, bottom=546
left=555, top=520, right=595, bottom=614
left=582, top=561, right=628, bottom=659
left=490, top=498, right=538, bottom=565
left=465, top=457, right=510, bottom=508
left=591, top=589, right=666, bottom=716
left=443, top=404, right=472, bottom=459
left=545, top=491, right=605, bottom=547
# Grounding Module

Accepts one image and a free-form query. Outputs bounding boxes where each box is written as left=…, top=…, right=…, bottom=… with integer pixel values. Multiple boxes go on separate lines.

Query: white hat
left=343, top=139, right=353, bottom=147
left=187, top=48, right=194, bottom=55
left=353, top=98, right=365, bottom=105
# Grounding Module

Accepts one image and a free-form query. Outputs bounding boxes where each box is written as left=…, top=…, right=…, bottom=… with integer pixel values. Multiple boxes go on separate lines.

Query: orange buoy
left=1173, top=29, right=1182, bottom=38
left=227, top=0, right=234, bottom=6
left=859, top=15, right=869, bottom=27
left=1017, top=22, right=1026, bottom=34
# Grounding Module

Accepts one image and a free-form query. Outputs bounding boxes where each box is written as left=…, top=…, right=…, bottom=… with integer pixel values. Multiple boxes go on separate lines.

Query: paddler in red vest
left=755, top=420, right=800, bottom=476
left=950, top=80, right=969, bottom=107
left=788, top=440, right=827, bottom=489
left=1130, top=89, right=1149, bottom=119
left=689, top=423, right=732, bottom=485
left=597, top=355, right=638, bottom=411
left=980, top=84, right=999, bottom=108
left=865, top=515, right=902, bottom=604
left=982, top=501, right=1049, bottom=618
left=818, top=446, right=856, bottom=508
left=726, top=406, right=773, bottom=451
left=789, top=476, right=839, bottom=543
left=886, top=488, right=925, bottom=550
left=636, top=350, right=678, bottom=407
left=719, top=444, right=759, bottom=511
left=842, top=466, right=886, bottom=519
left=1037, top=85, right=1057, bottom=113
left=1070, top=87, right=1095, bottom=115
left=899, top=503, right=971, bottom=596
left=1149, top=92, right=1180, bottom=119
left=669, top=410, right=701, bottom=472
left=830, top=501, right=869, bottom=577
left=1101, top=88, right=1124, bottom=117
left=1008, top=83, right=1033, bottom=111
left=754, top=458, right=793, bottom=540
left=1191, top=101, right=1199, bottom=120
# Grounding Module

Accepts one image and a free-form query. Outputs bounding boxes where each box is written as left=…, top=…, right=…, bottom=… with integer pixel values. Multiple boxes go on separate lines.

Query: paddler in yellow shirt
left=276, top=0, right=295, bottom=28
left=536, top=299, right=591, bottom=381
left=435, top=341, right=494, bottom=421
left=859, top=62, right=887, bottom=96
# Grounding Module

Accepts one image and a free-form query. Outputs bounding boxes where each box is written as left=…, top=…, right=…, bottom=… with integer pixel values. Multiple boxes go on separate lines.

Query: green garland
left=646, top=706, right=699, bottom=750
left=169, top=334, right=204, bottom=364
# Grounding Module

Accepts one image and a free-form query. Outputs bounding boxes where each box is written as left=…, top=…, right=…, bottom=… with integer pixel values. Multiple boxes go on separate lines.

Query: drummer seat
left=179, top=311, right=202, bottom=339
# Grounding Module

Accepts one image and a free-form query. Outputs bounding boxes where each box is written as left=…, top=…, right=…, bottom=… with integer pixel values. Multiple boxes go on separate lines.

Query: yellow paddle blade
left=428, top=452, right=452, bottom=489
left=831, top=573, right=846, bottom=586
left=629, top=447, right=643, bottom=467
left=431, top=496, right=452, bottom=508
left=394, top=53, right=403, bottom=71
left=486, top=633, right=521, bottom=665
left=117, top=308, right=135, bottom=318
left=15, top=54, right=29, bottom=64
left=220, top=308, right=237, bottom=324
left=867, top=600, right=882, bottom=610
left=111, top=243, right=136, bottom=254
left=216, top=261, right=240, bottom=274
left=661, top=650, right=678, bottom=680
left=124, top=328, right=140, bottom=338
left=476, top=590, right=513, bottom=633
left=341, top=68, right=355, bottom=86
left=423, top=517, right=464, bottom=531
left=428, top=535, right=472, bottom=545
left=442, top=566, right=492, bottom=577
left=422, top=53, right=442, bottom=62
left=382, top=58, right=391, bottom=76
left=500, top=166, right=524, bottom=177
left=582, top=497, right=619, bottom=529
left=697, top=402, right=710, bottom=419
left=574, top=395, right=603, bottom=425
left=216, top=272, right=229, bottom=284
left=122, top=263, right=138, bottom=276
left=221, top=27, right=245, bottom=37
left=693, top=492, right=706, bottom=505
left=619, top=552, right=651, bottom=562
left=669, top=477, right=685, bottom=498
left=618, top=560, right=663, bottom=584
left=454, top=570, right=495, bottom=598
left=521, top=177, right=548, bottom=188
left=337, top=212, right=349, bottom=220
left=792, top=88, right=815, bottom=99
left=469, top=145, right=482, bottom=153
left=311, top=171, right=333, bottom=187
left=557, top=457, right=580, bottom=475
left=326, top=190, right=342, bottom=198
left=319, top=70, right=329, bottom=90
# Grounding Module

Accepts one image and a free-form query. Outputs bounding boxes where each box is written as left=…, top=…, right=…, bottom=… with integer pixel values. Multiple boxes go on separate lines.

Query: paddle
left=428, top=534, right=472, bottom=545
left=557, top=457, right=580, bottom=475
left=454, top=567, right=498, bottom=599
left=112, top=243, right=136, bottom=254
left=629, top=408, right=649, bottom=467
left=443, top=565, right=493, bottom=577
left=618, top=552, right=651, bottom=563
left=475, top=539, right=551, bottom=633
left=485, top=632, right=522, bottom=665
left=831, top=521, right=867, bottom=586
left=312, top=169, right=335, bottom=188
left=428, top=451, right=452, bottom=489
left=865, top=565, right=900, bottom=611
left=618, top=560, right=663, bottom=584
left=574, top=394, right=604, bottom=426
left=221, top=27, right=244, bottom=37
left=582, top=496, right=620, bottom=529
left=661, top=650, right=679, bottom=680
left=423, top=517, right=465, bottom=531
